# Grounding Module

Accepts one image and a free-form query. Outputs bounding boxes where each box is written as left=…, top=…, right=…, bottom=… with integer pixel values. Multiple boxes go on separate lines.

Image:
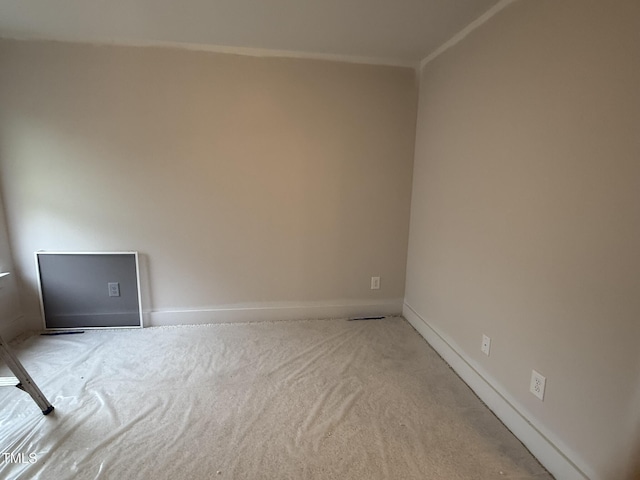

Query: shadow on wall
left=622, top=371, right=640, bottom=480
left=628, top=420, right=640, bottom=480
left=137, top=253, right=153, bottom=326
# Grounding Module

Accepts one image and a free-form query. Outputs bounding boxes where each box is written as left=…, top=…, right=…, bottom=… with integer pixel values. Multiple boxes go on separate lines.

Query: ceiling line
left=0, top=34, right=419, bottom=69
left=419, top=0, right=520, bottom=70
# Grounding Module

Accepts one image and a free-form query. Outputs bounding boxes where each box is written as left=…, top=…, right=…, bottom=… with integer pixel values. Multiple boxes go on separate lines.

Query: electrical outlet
left=108, top=282, right=120, bottom=297
left=370, top=276, right=380, bottom=290
left=530, top=370, right=546, bottom=401
left=481, top=334, right=491, bottom=356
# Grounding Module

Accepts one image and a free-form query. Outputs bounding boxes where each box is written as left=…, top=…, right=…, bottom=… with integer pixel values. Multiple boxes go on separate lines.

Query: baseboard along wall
left=0, top=316, right=27, bottom=342
left=148, top=298, right=404, bottom=326
left=402, top=302, right=595, bottom=480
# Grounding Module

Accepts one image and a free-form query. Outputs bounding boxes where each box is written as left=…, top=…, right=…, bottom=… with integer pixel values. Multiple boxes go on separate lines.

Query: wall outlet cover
left=481, top=334, right=491, bottom=356
left=530, top=370, right=546, bottom=401
left=108, top=282, right=120, bottom=297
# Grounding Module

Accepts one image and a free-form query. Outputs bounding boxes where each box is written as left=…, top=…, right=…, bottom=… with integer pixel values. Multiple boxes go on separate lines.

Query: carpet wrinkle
left=268, top=328, right=361, bottom=384
left=296, top=378, right=364, bottom=453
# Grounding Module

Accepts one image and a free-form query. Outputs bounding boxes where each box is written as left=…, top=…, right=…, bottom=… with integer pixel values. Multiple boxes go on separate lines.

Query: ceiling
left=0, top=0, right=501, bottom=66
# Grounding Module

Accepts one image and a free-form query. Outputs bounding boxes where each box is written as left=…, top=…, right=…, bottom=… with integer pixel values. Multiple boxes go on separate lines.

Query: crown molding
left=420, top=0, right=520, bottom=70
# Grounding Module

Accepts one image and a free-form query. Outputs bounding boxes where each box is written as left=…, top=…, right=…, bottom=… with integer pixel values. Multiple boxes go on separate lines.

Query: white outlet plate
left=370, top=276, right=380, bottom=290
left=481, top=334, right=491, bottom=356
left=108, top=282, right=120, bottom=297
left=530, top=370, right=546, bottom=401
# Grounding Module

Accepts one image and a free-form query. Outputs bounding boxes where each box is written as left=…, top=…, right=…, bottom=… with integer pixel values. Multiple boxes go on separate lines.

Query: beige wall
left=0, top=194, right=23, bottom=339
left=0, top=40, right=417, bottom=327
left=406, top=1, right=640, bottom=478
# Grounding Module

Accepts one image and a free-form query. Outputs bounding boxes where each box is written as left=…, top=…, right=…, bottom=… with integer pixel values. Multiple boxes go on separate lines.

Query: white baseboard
left=148, top=298, right=403, bottom=327
left=0, top=315, right=27, bottom=341
left=402, top=302, right=595, bottom=480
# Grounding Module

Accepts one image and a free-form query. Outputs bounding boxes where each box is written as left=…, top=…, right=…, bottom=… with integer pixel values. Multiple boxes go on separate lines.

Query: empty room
left=0, top=0, right=638, bottom=479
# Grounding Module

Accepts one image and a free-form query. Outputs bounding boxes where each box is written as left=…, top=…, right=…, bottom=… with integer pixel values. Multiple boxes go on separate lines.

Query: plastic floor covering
left=0, top=317, right=553, bottom=479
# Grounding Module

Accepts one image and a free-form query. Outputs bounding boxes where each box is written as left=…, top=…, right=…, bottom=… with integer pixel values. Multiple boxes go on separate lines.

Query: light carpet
left=0, top=317, right=552, bottom=479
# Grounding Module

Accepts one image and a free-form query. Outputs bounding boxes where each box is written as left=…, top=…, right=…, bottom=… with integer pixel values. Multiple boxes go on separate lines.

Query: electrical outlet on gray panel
left=108, top=282, right=120, bottom=297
